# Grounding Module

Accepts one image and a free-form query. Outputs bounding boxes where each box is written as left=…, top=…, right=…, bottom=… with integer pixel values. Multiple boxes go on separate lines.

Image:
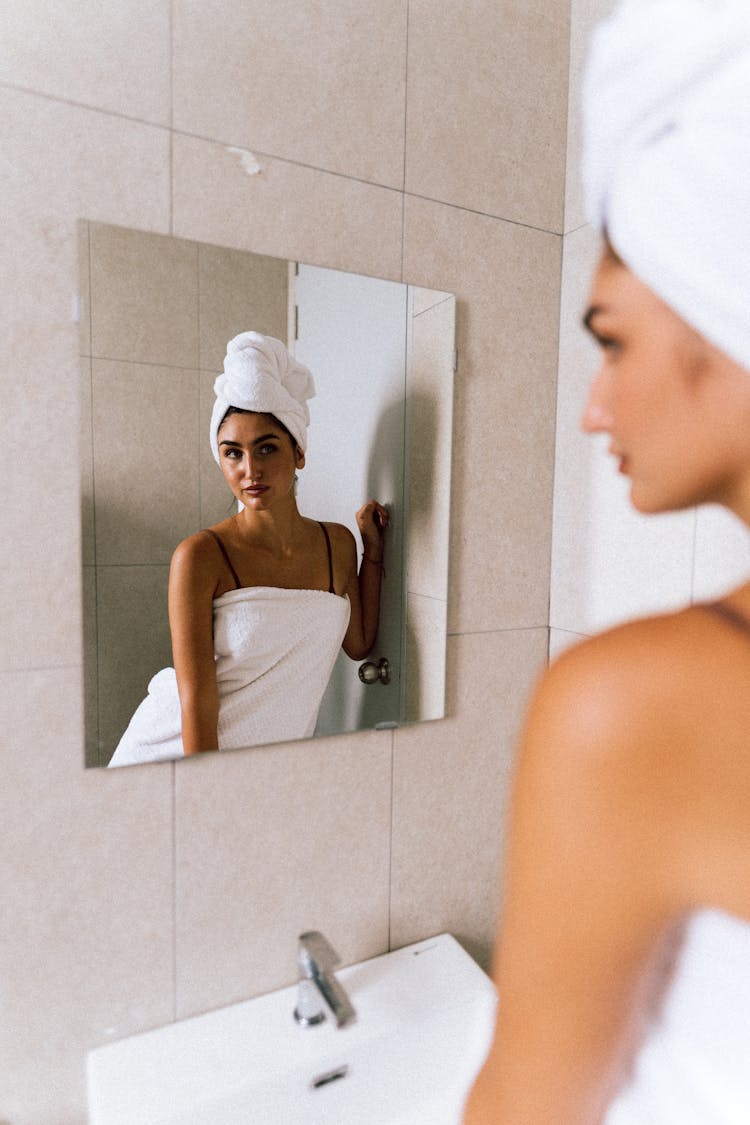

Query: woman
left=109, top=331, right=388, bottom=766
left=465, top=2, right=750, bottom=1121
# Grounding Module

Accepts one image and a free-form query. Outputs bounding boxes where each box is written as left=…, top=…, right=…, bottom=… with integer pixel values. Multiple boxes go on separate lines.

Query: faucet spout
left=294, top=930, right=357, bottom=1029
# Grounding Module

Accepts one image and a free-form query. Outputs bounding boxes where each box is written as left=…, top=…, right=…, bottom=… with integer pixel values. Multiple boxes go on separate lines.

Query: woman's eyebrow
left=219, top=433, right=279, bottom=448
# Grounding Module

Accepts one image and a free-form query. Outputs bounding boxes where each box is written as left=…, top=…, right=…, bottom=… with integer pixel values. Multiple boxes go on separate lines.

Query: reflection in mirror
left=80, top=222, right=456, bottom=767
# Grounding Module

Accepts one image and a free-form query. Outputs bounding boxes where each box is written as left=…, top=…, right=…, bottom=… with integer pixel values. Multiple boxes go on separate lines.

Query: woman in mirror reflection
left=465, top=2, right=750, bottom=1122
left=108, top=331, right=388, bottom=766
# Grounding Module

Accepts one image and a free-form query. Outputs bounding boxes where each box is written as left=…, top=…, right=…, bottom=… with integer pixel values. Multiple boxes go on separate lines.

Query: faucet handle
left=298, top=930, right=341, bottom=976
left=295, top=931, right=357, bottom=1028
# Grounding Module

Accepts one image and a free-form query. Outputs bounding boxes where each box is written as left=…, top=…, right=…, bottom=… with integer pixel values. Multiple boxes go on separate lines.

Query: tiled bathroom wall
left=1, top=3, right=568, bottom=1120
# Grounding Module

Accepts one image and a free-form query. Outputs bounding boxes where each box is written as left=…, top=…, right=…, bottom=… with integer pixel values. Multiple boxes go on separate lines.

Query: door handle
left=358, top=657, right=390, bottom=685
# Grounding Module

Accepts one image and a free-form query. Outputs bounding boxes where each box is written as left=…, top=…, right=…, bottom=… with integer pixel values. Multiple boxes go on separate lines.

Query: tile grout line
left=0, top=79, right=569, bottom=240
left=400, top=0, right=410, bottom=282
left=169, top=0, right=174, bottom=237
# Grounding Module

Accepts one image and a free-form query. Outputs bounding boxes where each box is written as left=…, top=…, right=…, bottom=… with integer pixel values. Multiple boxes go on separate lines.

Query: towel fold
left=582, top=0, right=750, bottom=371
left=210, top=332, right=315, bottom=462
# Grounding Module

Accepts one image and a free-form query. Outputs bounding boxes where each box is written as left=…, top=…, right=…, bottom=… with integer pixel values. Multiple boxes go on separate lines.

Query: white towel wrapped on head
left=582, top=0, right=750, bottom=371
left=210, top=332, right=315, bottom=462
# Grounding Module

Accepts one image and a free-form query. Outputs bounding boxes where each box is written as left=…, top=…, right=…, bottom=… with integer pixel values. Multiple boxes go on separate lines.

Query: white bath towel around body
left=108, top=586, right=350, bottom=767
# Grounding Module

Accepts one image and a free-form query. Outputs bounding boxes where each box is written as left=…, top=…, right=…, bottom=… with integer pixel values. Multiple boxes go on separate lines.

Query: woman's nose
left=581, top=369, right=613, bottom=434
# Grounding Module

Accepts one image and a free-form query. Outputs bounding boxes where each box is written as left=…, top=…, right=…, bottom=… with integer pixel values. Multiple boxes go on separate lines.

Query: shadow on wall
left=314, top=391, right=407, bottom=738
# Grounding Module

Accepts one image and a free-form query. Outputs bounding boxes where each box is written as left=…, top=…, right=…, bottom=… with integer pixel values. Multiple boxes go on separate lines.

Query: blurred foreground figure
left=465, top=2, right=750, bottom=1121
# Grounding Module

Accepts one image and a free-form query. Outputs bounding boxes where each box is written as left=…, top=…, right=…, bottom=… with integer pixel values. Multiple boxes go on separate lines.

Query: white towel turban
left=210, top=332, right=316, bottom=463
left=582, top=0, right=750, bottom=371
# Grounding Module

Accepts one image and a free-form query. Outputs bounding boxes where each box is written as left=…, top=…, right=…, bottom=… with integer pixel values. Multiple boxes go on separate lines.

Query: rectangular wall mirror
left=80, top=221, right=456, bottom=768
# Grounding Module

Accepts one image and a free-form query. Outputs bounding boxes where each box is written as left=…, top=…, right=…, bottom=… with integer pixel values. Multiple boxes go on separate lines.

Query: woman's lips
left=609, top=446, right=628, bottom=474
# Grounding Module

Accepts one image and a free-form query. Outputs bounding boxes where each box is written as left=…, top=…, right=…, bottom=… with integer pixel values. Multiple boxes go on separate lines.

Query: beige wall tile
left=0, top=88, right=170, bottom=234
left=0, top=88, right=169, bottom=674
left=90, top=224, right=200, bottom=368
left=0, top=344, right=82, bottom=673
left=406, top=0, right=569, bottom=231
left=550, top=224, right=695, bottom=633
left=173, top=732, right=392, bottom=1017
left=391, top=628, right=548, bottom=969
left=0, top=0, right=170, bottom=125
left=565, top=0, right=617, bottom=232
left=92, top=359, right=200, bottom=565
left=173, top=0, right=407, bottom=187
left=172, top=134, right=403, bottom=282
left=0, top=668, right=174, bottom=1122
left=404, top=195, right=560, bottom=635
left=95, top=564, right=173, bottom=764
left=198, top=243, right=289, bottom=372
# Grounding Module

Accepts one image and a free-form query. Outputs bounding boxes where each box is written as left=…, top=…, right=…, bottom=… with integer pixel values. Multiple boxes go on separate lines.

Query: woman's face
left=581, top=252, right=750, bottom=517
left=217, top=411, right=304, bottom=510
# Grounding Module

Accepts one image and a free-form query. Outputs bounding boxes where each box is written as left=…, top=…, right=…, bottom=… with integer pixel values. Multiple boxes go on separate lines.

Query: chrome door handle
left=358, top=657, right=390, bottom=685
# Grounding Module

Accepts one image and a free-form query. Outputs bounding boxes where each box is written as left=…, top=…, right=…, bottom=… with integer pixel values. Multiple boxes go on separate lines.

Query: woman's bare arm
left=463, top=618, right=711, bottom=1124
left=340, top=501, right=389, bottom=660
left=168, top=533, right=221, bottom=755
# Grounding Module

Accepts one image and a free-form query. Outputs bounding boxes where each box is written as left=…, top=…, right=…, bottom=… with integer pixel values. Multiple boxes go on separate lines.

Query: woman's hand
left=340, top=501, right=390, bottom=660
left=356, top=500, right=389, bottom=559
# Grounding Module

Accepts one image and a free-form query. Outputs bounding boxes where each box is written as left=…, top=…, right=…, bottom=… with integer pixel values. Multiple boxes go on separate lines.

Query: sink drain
left=310, top=1063, right=349, bottom=1090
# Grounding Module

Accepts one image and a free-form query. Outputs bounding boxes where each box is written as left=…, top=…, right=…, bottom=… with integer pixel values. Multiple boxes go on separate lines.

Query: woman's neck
left=234, top=502, right=306, bottom=553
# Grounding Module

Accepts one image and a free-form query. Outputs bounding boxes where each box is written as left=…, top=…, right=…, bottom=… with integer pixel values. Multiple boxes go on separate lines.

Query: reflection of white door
left=293, top=264, right=406, bottom=734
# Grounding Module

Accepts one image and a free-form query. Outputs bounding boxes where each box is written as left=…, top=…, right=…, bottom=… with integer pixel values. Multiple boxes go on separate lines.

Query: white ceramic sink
left=87, top=933, right=496, bottom=1124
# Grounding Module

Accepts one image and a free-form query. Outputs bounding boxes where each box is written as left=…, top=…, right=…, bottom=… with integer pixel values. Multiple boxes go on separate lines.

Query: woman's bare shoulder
left=524, top=603, right=750, bottom=918
left=317, top=520, right=357, bottom=560
left=173, top=517, right=237, bottom=557
left=170, top=528, right=227, bottom=589
left=528, top=603, right=750, bottom=805
left=547, top=605, right=738, bottom=713
left=172, top=529, right=214, bottom=563
left=318, top=520, right=355, bottom=543
left=520, top=606, right=742, bottom=801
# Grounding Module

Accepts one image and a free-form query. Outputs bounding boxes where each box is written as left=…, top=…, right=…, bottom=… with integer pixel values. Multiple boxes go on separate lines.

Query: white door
left=293, top=263, right=407, bottom=734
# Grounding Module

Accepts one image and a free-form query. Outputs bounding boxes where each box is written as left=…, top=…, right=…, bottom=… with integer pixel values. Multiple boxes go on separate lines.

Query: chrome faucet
left=293, top=930, right=357, bottom=1029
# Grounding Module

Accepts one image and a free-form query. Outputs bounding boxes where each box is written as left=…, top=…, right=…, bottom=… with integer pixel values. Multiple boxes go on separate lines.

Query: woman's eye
left=258, top=443, right=278, bottom=455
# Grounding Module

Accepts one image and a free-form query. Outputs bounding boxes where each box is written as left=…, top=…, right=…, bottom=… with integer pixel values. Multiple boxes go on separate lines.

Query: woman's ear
left=295, top=446, right=306, bottom=471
